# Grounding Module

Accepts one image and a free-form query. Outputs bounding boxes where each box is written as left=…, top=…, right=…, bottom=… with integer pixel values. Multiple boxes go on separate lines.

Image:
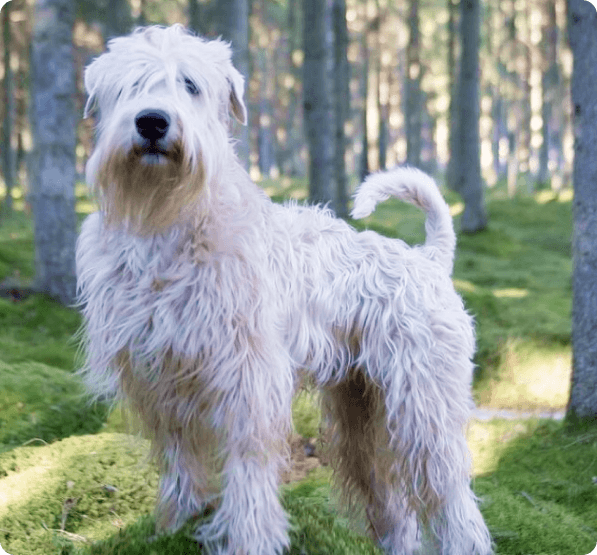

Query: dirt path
left=473, top=407, right=565, bottom=421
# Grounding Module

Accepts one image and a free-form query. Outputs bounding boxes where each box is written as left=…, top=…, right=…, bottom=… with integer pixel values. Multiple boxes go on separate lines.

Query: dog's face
left=84, top=25, right=247, bottom=234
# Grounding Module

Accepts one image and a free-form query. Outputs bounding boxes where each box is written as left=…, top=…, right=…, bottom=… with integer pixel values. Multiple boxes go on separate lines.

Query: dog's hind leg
left=377, top=346, right=492, bottom=554
left=322, top=370, right=421, bottom=554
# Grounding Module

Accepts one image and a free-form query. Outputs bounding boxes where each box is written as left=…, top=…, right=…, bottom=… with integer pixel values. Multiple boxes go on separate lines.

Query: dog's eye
left=184, top=77, right=200, bottom=96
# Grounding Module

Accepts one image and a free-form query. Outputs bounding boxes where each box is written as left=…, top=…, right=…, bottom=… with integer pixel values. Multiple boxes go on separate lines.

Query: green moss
left=477, top=421, right=597, bottom=554
left=0, top=361, right=108, bottom=448
left=0, top=180, right=580, bottom=555
left=0, top=211, right=35, bottom=280
left=0, top=434, right=380, bottom=555
left=0, top=434, right=158, bottom=555
left=0, top=295, right=81, bottom=370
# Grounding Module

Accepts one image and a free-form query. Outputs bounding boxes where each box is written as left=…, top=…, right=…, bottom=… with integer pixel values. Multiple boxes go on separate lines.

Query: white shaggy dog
left=77, top=25, right=492, bottom=555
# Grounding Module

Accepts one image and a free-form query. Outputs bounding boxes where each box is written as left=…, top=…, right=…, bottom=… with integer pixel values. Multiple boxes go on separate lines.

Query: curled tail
left=351, top=167, right=456, bottom=274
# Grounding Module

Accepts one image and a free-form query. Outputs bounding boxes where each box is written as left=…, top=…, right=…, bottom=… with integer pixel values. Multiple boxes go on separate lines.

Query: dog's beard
left=97, top=141, right=205, bottom=235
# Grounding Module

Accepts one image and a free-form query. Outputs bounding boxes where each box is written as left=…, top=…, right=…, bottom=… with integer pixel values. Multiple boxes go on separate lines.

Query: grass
left=475, top=420, right=597, bottom=555
left=0, top=361, right=108, bottom=450
left=0, top=178, right=592, bottom=555
left=2, top=421, right=596, bottom=555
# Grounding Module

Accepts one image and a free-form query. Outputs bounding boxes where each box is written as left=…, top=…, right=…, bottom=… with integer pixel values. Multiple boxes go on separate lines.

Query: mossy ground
left=0, top=180, right=593, bottom=555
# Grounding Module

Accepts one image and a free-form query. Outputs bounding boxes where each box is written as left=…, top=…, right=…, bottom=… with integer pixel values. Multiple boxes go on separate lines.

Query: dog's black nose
left=135, top=110, right=171, bottom=141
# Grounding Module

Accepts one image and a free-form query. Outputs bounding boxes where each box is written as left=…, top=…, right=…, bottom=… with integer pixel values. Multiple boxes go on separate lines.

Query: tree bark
left=256, top=44, right=274, bottom=177
left=2, top=1, right=14, bottom=213
left=538, top=0, right=558, bottom=187
left=455, top=0, right=486, bottom=233
left=303, top=0, right=336, bottom=211
left=30, top=0, right=77, bottom=305
left=333, top=0, right=349, bottom=217
left=188, top=0, right=201, bottom=33
left=567, top=0, right=597, bottom=423
left=405, top=0, right=422, bottom=168
left=283, top=0, right=304, bottom=176
left=446, top=0, right=460, bottom=191
left=216, top=0, right=250, bottom=167
left=359, top=35, right=369, bottom=182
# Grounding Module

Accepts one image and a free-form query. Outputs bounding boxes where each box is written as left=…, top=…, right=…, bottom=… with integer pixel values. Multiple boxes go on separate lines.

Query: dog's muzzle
left=135, top=109, right=172, bottom=158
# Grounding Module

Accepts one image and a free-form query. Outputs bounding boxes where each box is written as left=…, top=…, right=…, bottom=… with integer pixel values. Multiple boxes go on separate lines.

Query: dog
left=76, top=25, right=492, bottom=555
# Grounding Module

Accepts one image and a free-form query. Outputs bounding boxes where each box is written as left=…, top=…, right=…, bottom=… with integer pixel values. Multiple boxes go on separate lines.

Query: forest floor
left=1, top=179, right=595, bottom=555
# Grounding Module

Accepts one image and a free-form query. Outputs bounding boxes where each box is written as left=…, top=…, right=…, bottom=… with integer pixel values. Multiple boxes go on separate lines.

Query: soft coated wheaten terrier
left=77, top=25, right=492, bottom=555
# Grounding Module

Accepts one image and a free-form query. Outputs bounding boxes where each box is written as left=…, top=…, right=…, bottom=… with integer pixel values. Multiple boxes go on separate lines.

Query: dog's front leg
left=196, top=341, right=294, bottom=555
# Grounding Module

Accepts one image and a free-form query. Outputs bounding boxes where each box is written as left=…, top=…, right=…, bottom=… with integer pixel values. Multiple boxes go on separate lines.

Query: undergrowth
left=0, top=180, right=591, bottom=555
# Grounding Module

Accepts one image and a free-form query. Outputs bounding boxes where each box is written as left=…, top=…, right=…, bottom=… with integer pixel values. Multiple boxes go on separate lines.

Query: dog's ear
left=228, top=70, right=247, bottom=125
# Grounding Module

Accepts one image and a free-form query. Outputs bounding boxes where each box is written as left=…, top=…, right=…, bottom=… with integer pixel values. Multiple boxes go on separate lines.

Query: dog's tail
left=351, top=167, right=456, bottom=274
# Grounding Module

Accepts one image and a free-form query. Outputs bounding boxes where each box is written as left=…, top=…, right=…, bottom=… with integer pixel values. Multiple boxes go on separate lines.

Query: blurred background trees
left=2, top=0, right=597, bottom=421
left=0, top=0, right=575, bottom=221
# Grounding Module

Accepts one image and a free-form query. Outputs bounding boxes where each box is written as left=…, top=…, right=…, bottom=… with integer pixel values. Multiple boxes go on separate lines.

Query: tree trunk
left=103, top=0, right=132, bottom=41
left=189, top=0, right=199, bottom=32
left=507, top=128, right=518, bottom=197
left=376, top=2, right=387, bottom=172
left=405, top=0, right=422, bottom=168
left=539, top=0, right=558, bottom=188
left=333, top=0, right=349, bottom=217
left=567, top=0, right=597, bottom=423
left=359, top=33, right=370, bottom=182
left=283, top=0, right=304, bottom=176
left=455, top=0, right=486, bottom=233
left=2, top=2, right=14, bottom=213
left=446, top=0, right=459, bottom=190
left=303, top=0, right=336, bottom=211
left=216, top=0, right=250, bottom=168
left=520, top=4, right=532, bottom=191
left=492, top=90, right=505, bottom=181
left=30, top=0, right=77, bottom=305
left=257, top=45, right=274, bottom=177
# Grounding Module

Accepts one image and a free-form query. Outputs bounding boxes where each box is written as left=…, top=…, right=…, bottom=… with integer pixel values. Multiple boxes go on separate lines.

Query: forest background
left=1, top=0, right=597, bottom=554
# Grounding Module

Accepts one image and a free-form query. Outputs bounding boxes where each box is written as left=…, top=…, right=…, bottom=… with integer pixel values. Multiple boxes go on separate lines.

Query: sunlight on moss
left=289, top=188, right=309, bottom=200
left=453, top=278, right=477, bottom=293
left=0, top=186, right=22, bottom=200
left=536, top=188, right=574, bottom=204
left=0, top=462, right=53, bottom=518
left=262, top=185, right=279, bottom=196
left=77, top=199, right=98, bottom=214
left=261, top=177, right=309, bottom=201
left=75, top=182, right=91, bottom=197
left=492, top=287, right=529, bottom=298
left=449, top=201, right=464, bottom=216
left=477, top=340, right=571, bottom=410
left=0, top=434, right=157, bottom=554
left=535, top=190, right=559, bottom=204
left=468, top=419, right=537, bottom=476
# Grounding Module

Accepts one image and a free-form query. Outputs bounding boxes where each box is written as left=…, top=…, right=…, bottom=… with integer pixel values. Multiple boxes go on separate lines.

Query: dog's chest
left=80, top=226, right=226, bottom=360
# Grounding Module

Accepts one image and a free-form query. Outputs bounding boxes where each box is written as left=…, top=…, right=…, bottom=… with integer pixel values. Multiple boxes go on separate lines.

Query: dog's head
left=84, top=25, right=247, bottom=234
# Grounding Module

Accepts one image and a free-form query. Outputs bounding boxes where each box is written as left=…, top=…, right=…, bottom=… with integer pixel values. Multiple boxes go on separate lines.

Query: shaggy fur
left=77, top=24, right=492, bottom=555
